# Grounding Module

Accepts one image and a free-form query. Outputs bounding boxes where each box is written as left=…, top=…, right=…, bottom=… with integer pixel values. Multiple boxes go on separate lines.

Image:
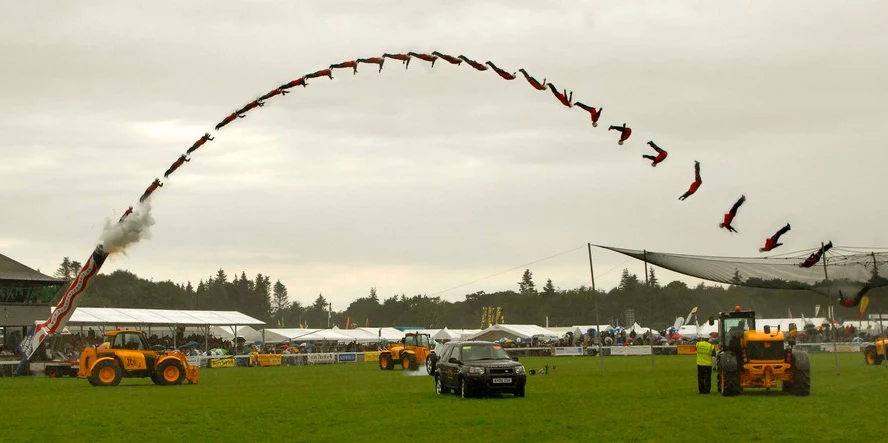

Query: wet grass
left=0, top=353, right=885, bottom=442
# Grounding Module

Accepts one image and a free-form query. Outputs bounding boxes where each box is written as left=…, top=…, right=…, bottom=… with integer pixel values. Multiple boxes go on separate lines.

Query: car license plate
left=492, top=378, right=512, bottom=384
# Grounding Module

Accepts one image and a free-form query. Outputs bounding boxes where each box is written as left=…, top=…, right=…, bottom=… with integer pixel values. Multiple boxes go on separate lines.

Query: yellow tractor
left=78, top=329, right=199, bottom=386
left=864, top=338, right=888, bottom=365
left=714, top=306, right=810, bottom=396
left=379, top=332, right=432, bottom=371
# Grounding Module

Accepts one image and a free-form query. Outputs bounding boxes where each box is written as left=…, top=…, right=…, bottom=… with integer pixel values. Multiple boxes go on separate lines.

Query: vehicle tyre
left=864, top=346, right=882, bottom=365
left=782, top=379, right=793, bottom=393
left=514, top=385, right=526, bottom=398
left=378, top=353, right=394, bottom=370
left=460, top=378, right=473, bottom=399
left=45, top=366, right=60, bottom=378
left=719, top=354, right=740, bottom=397
left=157, top=359, right=186, bottom=386
left=401, top=353, right=418, bottom=371
left=426, top=354, right=437, bottom=375
left=435, top=375, right=450, bottom=395
left=150, top=372, right=163, bottom=385
left=89, top=360, right=122, bottom=387
left=790, top=352, right=810, bottom=396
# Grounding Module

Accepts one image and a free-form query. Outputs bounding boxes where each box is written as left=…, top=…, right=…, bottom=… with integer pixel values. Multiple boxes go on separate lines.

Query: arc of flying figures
left=134, top=49, right=814, bottom=274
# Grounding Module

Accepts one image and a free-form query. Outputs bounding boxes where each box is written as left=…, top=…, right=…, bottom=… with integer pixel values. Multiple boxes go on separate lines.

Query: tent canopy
left=354, top=327, right=404, bottom=341
left=433, top=328, right=481, bottom=340
left=467, top=324, right=560, bottom=341
left=57, top=307, right=265, bottom=327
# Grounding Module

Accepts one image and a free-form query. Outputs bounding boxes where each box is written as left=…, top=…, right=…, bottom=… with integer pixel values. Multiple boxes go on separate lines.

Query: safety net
left=596, top=245, right=888, bottom=296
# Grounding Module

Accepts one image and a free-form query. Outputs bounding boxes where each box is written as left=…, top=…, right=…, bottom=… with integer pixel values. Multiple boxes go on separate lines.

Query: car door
left=442, top=345, right=462, bottom=388
left=437, top=345, right=456, bottom=388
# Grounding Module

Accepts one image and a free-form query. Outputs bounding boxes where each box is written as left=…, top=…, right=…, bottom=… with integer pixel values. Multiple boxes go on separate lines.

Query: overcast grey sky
left=2, top=1, right=886, bottom=310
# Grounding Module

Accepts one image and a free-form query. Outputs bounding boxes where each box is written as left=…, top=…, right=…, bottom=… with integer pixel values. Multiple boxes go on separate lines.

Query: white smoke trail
left=100, top=202, right=156, bottom=255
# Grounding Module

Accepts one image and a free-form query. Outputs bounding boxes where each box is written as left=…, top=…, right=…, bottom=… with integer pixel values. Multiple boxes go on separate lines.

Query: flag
left=859, top=296, right=871, bottom=320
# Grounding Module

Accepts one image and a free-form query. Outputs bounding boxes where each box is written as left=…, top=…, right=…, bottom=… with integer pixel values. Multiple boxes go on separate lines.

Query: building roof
left=0, top=253, right=67, bottom=286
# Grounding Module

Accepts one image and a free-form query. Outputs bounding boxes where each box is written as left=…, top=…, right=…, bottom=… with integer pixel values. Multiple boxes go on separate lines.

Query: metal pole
left=821, top=242, right=839, bottom=375
left=644, top=250, right=655, bottom=370
left=587, top=243, right=604, bottom=375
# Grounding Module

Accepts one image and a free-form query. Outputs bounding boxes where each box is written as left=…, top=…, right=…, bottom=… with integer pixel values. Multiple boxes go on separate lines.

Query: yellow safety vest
left=696, top=341, right=713, bottom=366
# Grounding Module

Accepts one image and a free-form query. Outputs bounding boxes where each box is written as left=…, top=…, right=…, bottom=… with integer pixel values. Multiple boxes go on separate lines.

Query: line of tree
left=49, top=258, right=885, bottom=331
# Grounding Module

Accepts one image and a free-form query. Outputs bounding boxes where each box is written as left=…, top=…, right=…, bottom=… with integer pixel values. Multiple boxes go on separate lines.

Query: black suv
left=434, top=341, right=526, bottom=398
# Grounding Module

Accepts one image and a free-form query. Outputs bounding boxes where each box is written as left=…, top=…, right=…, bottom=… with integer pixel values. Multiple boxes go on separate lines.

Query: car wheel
left=514, top=385, right=525, bottom=398
left=426, top=354, right=437, bottom=375
left=461, top=378, right=472, bottom=399
left=436, top=376, right=450, bottom=395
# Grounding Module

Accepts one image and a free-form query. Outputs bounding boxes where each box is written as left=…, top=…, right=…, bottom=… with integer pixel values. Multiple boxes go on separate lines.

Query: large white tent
left=261, top=328, right=355, bottom=343
left=354, top=327, right=404, bottom=341
left=57, top=307, right=265, bottom=327
left=432, top=328, right=481, bottom=341
left=467, top=324, right=560, bottom=341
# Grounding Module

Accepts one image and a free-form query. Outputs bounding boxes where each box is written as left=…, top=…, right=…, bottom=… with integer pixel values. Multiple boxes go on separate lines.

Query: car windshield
left=461, top=344, right=511, bottom=361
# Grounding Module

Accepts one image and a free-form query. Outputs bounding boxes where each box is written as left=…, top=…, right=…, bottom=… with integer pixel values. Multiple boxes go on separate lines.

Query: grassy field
left=1, top=353, right=885, bottom=442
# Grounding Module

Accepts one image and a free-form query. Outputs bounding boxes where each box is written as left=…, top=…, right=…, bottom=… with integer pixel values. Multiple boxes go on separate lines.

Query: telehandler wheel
left=790, top=352, right=810, bottom=396
left=379, top=353, right=394, bottom=370
left=864, top=346, right=882, bottom=365
left=89, top=360, right=122, bottom=387
left=401, top=353, right=418, bottom=370
left=157, top=360, right=186, bottom=385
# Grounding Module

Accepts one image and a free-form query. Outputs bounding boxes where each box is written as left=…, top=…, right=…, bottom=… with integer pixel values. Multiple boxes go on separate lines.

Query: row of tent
left=49, top=306, right=884, bottom=344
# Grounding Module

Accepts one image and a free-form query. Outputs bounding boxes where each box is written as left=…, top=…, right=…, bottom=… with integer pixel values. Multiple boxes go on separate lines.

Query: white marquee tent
left=467, top=324, right=560, bottom=341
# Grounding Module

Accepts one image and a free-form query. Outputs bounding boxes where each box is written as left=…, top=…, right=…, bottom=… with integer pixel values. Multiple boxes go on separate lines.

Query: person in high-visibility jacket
left=695, top=337, right=715, bottom=394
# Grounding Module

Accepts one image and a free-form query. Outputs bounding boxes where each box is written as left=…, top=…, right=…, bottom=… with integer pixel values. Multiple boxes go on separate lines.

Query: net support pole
left=876, top=251, right=883, bottom=335
left=822, top=242, right=839, bottom=375
left=588, top=243, right=604, bottom=375
left=644, top=250, right=654, bottom=370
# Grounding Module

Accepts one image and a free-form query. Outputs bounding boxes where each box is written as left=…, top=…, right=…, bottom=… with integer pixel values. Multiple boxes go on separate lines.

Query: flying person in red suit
left=382, top=53, right=411, bottom=69
left=518, top=69, right=547, bottom=90
left=458, top=55, right=488, bottom=71
left=329, top=60, right=359, bottom=75
left=547, top=83, right=572, bottom=108
left=278, top=77, right=308, bottom=91
left=186, top=133, right=213, bottom=155
left=485, top=61, right=516, bottom=80
left=118, top=207, right=133, bottom=223
left=408, top=52, right=438, bottom=67
left=431, top=51, right=462, bottom=65
left=608, top=123, right=631, bottom=145
left=573, top=102, right=602, bottom=127
left=356, top=57, right=385, bottom=72
left=139, top=179, right=163, bottom=203
left=258, top=88, right=287, bottom=102
left=799, top=241, right=832, bottom=268
left=643, top=141, right=668, bottom=167
left=163, top=154, right=191, bottom=178
left=303, top=69, right=333, bottom=80
left=678, top=161, right=702, bottom=201
left=759, top=223, right=791, bottom=252
left=719, top=195, right=746, bottom=233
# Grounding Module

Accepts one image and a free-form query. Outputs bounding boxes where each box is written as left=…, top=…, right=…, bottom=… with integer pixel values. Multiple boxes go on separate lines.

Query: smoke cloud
left=100, top=202, right=156, bottom=255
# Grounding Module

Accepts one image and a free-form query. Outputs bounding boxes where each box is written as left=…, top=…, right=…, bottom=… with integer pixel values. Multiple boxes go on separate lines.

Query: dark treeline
left=51, top=259, right=885, bottom=330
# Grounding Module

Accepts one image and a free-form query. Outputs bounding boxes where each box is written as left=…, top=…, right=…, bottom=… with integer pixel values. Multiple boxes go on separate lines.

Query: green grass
left=1, top=353, right=886, bottom=442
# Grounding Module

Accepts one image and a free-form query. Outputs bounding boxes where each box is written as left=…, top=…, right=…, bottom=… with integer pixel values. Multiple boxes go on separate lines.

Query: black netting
left=596, top=245, right=888, bottom=296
